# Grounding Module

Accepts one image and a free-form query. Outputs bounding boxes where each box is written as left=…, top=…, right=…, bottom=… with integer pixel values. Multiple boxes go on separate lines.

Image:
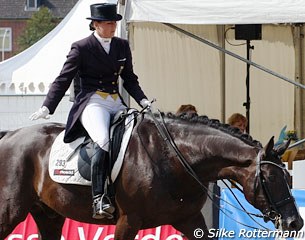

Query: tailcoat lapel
left=108, top=39, right=118, bottom=64
left=87, top=34, right=116, bottom=71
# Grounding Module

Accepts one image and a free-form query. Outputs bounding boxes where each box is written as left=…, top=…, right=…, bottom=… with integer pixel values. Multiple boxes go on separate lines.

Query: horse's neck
left=151, top=119, right=258, bottom=187
left=170, top=127, right=257, bottom=183
left=217, top=164, right=254, bottom=185
left=213, top=139, right=258, bottom=186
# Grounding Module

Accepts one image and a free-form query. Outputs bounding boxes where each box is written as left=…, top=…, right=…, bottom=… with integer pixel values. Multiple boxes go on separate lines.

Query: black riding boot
left=91, top=143, right=115, bottom=219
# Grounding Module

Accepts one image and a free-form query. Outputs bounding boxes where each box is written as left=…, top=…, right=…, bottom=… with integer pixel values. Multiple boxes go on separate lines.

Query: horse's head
left=247, top=137, right=303, bottom=231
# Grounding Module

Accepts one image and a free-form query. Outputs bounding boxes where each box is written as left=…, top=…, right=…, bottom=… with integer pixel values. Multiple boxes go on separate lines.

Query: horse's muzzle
left=286, top=216, right=304, bottom=232
left=277, top=216, right=304, bottom=232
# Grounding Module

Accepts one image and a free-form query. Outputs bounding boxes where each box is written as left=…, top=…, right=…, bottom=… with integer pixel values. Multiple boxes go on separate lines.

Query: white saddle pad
left=49, top=109, right=137, bottom=185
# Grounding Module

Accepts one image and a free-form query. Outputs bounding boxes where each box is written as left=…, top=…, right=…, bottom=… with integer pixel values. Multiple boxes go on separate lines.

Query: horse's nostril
left=289, top=220, right=297, bottom=229
left=289, top=218, right=303, bottom=231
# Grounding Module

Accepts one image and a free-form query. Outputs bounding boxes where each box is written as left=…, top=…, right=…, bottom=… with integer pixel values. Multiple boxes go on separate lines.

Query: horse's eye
left=268, top=175, right=276, bottom=182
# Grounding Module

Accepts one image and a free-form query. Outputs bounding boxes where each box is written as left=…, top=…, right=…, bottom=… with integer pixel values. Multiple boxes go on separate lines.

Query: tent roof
left=125, top=0, right=305, bottom=25
left=0, top=0, right=116, bottom=94
left=1, top=0, right=304, bottom=94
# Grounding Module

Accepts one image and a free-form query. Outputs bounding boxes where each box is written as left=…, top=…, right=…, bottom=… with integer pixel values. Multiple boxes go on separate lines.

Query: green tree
left=18, top=7, right=57, bottom=51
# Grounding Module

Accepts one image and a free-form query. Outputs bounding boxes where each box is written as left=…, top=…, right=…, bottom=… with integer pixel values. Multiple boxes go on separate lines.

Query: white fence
left=0, top=95, right=72, bottom=131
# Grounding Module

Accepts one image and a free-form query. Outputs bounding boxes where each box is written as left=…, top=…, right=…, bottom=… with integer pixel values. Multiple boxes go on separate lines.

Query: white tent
left=0, top=0, right=118, bottom=130
left=0, top=0, right=117, bottom=94
left=2, top=0, right=305, bottom=94
left=123, top=0, right=305, bottom=143
left=125, top=0, right=305, bottom=24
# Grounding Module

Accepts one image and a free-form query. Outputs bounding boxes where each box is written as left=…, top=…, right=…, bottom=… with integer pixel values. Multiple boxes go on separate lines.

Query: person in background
left=227, top=113, right=248, bottom=188
left=29, top=3, right=151, bottom=220
left=176, top=104, right=198, bottom=117
left=227, top=113, right=248, bottom=133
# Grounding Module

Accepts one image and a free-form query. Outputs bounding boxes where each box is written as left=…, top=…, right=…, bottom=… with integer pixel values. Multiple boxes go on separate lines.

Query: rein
left=148, top=110, right=208, bottom=190
left=147, top=110, right=271, bottom=229
left=146, top=110, right=295, bottom=231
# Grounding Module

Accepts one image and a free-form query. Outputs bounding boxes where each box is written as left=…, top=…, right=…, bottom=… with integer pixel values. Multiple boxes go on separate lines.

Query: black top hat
left=86, top=3, right=122, bottom=21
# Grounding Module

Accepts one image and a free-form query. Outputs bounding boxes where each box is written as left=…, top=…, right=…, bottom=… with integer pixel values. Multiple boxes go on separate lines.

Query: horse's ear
left=274, top=138, right=291, bottom=156
left=263, top=136, right=275, bottom=156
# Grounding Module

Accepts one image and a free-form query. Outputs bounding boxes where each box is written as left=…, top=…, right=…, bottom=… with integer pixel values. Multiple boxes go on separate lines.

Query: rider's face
left=94, top=21, right=117, bottom=38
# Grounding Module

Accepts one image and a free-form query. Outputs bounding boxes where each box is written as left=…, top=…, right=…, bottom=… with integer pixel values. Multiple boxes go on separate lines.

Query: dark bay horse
left=0, top=112, right=303, bottom=239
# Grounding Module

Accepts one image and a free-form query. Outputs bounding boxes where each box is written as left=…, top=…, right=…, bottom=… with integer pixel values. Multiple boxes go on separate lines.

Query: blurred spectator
left=227, top=113, right=248, bottom=133
left=176, top=104, right=198, bottom=117
left=227, top=113, right=248, bottom=188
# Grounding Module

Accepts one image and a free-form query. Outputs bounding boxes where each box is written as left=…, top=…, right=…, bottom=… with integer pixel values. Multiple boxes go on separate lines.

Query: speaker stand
left=243, top=40, right=254, bottom=134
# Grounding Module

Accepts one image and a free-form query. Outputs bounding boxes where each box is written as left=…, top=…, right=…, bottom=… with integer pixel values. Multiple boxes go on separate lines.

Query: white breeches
left=80, top=94, right=126, bottom=152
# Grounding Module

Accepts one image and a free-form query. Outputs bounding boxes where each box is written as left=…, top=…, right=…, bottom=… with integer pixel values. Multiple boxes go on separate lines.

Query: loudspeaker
left=235, top=24, right=262, bottom=40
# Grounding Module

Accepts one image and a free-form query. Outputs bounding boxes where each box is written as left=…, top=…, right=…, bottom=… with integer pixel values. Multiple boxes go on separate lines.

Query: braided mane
left=163, top=112, right=262, bottom=148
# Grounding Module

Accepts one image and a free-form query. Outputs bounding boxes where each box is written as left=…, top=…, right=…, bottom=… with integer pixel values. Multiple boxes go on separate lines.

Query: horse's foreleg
left=30, top=203, right=65, bottom=240
left=114, top=214, right=142, bottom=240
left=172, top=212, right=211, bottom=240
left=0, top=197, right=30, bottom=239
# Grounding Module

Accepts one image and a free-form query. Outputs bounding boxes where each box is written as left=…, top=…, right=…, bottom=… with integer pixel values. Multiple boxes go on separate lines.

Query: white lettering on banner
left=6, top=229, right=183, bottom=240
left=165, top=235, right=184, bottom=240
left=8, top=234, right=22, bottom=240
left=104, top=234, right=115, bottom=240
left=78, top=227, right=104, bottom=240
left=6, top=217, right=182, bottom=240
left=77, top=226, right=86, bottom=240
left=93, top=227, right=104, bottom=240
left=134, top=226, right=183, bottom=240
left=27, top=234, right=39, bottom=240
left=76, top=226, right=183, bottom=240
left=137, top=226, right=161, bottom=240
left=8, top=234, right=39, bottom=240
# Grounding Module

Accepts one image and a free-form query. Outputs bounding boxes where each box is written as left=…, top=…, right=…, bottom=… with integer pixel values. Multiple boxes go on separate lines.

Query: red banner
left=5, top=215, right=185, bottom=240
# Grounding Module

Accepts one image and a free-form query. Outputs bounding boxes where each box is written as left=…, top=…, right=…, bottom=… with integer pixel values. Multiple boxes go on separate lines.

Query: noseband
left=255, top=150, right=295, bottom=222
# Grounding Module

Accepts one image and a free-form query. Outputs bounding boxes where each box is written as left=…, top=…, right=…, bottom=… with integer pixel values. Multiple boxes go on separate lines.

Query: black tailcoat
left=43, top=34, right=147, bottom=142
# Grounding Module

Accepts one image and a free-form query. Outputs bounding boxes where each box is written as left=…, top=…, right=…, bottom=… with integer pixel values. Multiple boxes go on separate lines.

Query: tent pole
left=293, top=24, right=305, bottom=140
left=118, top=0, right=130, bottom=106
left=217, top=25, right=226, bottom=124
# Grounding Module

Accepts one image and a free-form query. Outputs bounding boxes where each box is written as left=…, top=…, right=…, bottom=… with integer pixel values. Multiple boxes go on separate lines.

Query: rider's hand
left=140, top=99, right=152, bottom=109
left=29, top=106, right=50, bottom=120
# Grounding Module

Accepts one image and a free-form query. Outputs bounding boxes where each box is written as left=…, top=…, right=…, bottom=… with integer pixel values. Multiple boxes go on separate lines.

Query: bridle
left=254, top=150, right=295, bottom=223
left=146, top=109, right=295, bottom=225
